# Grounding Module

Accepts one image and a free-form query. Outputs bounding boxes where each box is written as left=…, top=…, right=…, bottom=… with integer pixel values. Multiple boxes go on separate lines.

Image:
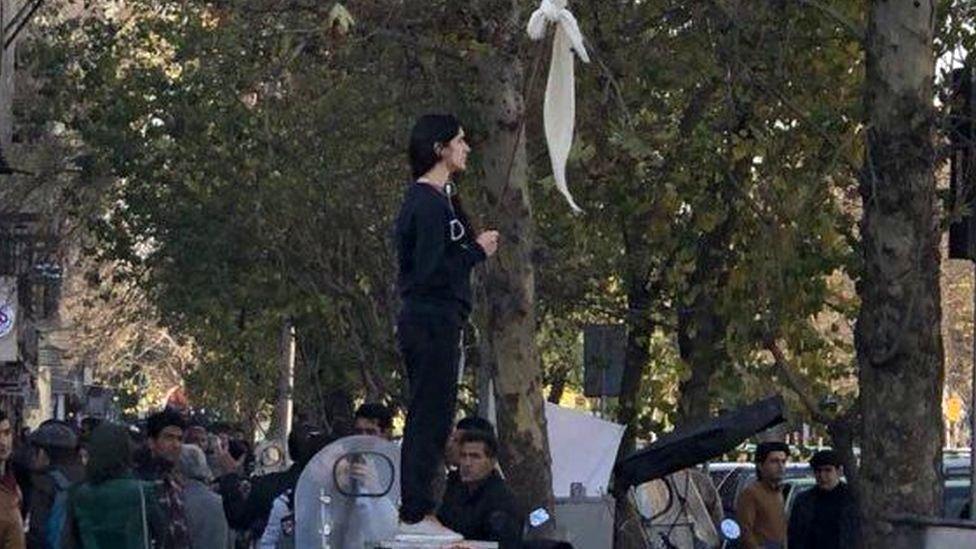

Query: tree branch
left=797, top=0, right=864, bottom=43
left=370, top=28, right=465, bottom=62
left=764, top=337, right=833, bottom=424
left=763, top=337, right=859, bottom=482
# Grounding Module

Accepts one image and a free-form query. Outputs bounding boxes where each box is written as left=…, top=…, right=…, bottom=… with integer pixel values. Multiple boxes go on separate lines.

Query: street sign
left=583, top=324, right=626, bottom=397
left=947, top=395, right=964, bottom=423
left=0, top=277, right=16, bottom=362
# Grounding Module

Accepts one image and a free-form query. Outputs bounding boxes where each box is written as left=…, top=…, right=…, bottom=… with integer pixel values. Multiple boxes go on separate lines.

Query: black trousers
left=397, top=316, right=462, bottom=523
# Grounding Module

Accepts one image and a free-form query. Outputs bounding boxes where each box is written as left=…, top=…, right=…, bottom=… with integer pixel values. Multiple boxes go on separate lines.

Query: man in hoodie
left=180, top=444, right=230, bottom=549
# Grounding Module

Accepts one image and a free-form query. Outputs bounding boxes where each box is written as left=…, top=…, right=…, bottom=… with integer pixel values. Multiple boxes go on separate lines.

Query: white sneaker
left=395, top=516, right=464, bottom=542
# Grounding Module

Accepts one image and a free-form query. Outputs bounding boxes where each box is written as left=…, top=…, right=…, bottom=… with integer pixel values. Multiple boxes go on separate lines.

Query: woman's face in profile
left=442, top=128, right=471, bottom=174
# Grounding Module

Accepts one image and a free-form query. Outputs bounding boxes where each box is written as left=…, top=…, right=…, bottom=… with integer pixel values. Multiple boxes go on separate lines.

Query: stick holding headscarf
left=527, top=0, right=589, bottom=214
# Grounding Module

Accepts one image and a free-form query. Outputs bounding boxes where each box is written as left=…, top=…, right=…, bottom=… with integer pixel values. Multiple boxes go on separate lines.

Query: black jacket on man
left=437, top=470, right=521, bottom=548
left=787, top=482, right=858, bottom=549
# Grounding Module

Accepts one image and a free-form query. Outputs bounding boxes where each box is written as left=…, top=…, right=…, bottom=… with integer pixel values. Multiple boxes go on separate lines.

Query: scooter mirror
left=721, top=518, right=741, bottom=540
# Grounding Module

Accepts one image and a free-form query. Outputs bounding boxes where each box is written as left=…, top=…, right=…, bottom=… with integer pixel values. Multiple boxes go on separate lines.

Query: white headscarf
left=527, top=0, right=590, bottom=213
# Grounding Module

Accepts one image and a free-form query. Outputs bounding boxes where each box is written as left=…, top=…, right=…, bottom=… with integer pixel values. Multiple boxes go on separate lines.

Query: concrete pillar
left=272, top=318, right=295, bottom=447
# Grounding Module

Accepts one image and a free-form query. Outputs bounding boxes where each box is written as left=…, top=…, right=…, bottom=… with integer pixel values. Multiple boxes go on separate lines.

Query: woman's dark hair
left=45, top=446, right=78, bottom=466
left=408, top=113, right=479, bottom=233
left=86, top=422, right=134, bottom=484
left=408, top=114, right=461, bottom=179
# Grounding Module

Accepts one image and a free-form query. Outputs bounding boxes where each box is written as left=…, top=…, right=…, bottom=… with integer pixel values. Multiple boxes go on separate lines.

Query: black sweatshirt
left=787, top=482, right=858, bottom=549
left=395, top=182, right=486, bottom=322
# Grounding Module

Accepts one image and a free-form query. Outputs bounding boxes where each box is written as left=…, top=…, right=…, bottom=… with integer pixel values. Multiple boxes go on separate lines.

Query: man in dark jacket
left=787, top=450, right=858, bottom=549
left=437, top=430, right=520, bottom=548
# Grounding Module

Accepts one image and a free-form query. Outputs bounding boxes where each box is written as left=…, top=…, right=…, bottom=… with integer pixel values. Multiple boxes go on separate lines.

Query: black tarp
left=614, top=395, right=787, bottom=491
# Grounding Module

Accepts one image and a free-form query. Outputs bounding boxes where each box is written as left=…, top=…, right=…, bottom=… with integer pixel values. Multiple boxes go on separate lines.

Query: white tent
left=545, top=403, right=625, bottom=498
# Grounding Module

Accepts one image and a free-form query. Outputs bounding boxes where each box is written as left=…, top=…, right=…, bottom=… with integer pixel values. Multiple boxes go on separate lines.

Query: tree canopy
left=13, top=0, right=975, bottom=499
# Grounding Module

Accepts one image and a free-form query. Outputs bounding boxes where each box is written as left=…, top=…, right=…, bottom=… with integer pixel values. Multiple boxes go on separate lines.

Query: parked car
left=943, top=455, right=971, bottom=479
left=943, top=478, right=970, bottom=520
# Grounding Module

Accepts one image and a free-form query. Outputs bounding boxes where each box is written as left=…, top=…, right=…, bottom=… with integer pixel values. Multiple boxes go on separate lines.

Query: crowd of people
left=0, top=402, right=523, bottom=549
left=0, top=394, right=862, bottom=549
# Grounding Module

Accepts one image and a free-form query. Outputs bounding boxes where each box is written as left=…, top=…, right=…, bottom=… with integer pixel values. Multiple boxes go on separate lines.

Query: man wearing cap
left=736, top=441, right=789, bottom=549
left=788, top=450, right=857, bottom=549
left=27, top=420, right=84, bottom=548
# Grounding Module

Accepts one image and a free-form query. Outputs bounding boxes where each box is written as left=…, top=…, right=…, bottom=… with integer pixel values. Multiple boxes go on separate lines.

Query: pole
left=274, top=317, right=296, bottom=449
left=600, top=364, right=608, bottom=419
left=970, top=265, right=976, bottom=519
left=968, top=63, right=976, bottom=521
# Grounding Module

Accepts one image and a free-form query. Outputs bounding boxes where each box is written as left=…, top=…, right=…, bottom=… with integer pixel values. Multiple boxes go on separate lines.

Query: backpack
left=44, top=470, right=72, bottom=549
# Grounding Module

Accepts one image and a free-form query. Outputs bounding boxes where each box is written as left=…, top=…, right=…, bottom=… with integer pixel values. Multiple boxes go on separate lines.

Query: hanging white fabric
left=527, top=0, right=589, bottom=213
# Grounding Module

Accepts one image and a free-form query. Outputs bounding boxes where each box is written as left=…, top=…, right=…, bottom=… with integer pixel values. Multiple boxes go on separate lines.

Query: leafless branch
left=764, top=337, right=833, bottom=424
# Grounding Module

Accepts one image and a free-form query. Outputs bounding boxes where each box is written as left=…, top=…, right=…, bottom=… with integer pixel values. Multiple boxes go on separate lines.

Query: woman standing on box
left=393, top=114, right=499, bottom=542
